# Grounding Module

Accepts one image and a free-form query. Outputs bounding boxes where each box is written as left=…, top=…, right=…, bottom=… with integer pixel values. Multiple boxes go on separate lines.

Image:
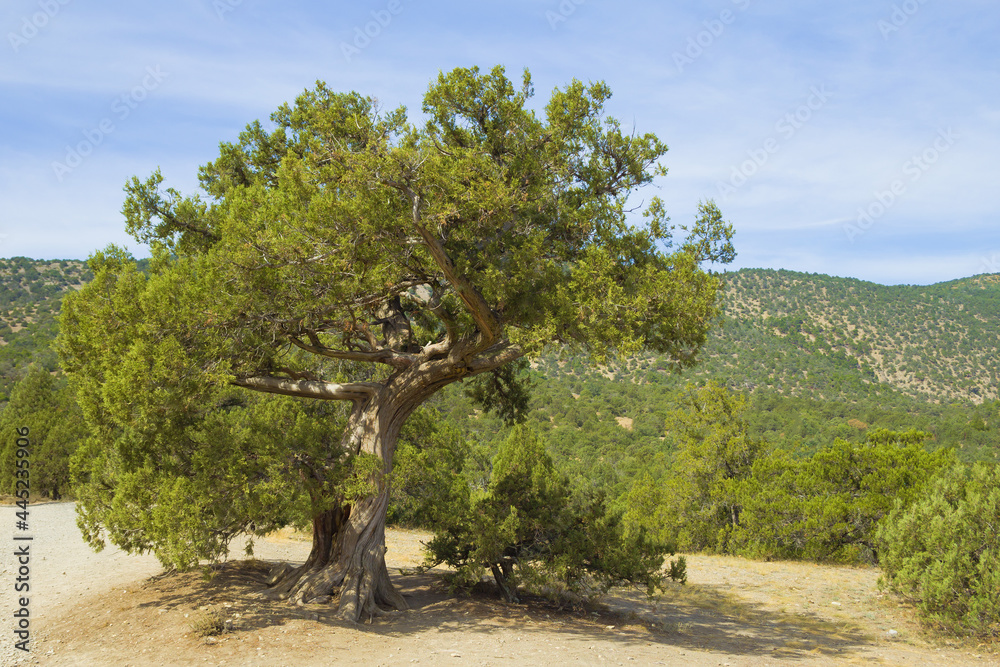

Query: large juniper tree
left=58, top=66, right=734, bottom=621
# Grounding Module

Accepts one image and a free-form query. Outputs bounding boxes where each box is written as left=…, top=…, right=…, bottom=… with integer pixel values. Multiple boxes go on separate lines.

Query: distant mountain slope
left=711, top=269, right=999, bottom=404
left=525, top=268, right=999, bottom=407
left=0, top=257, right=92, bottom=397
left=5, top=258, right=994, bottom=407
left=1, top=257, right=997, bottom=494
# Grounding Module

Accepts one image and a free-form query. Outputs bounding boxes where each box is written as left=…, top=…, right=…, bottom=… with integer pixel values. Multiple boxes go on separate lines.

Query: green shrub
left=733, top=429, right=953, bottom=564
left=793, top=428, right=953, bottom=563
left=657, top=381, right=770, bottom=553
left=423, top=425, right=674, bottom=602
left=878, top=462, right=1000, bottom=638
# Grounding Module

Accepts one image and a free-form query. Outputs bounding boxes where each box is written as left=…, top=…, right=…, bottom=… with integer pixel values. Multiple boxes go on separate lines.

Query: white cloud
left=1, top=0, right=998, bottom=285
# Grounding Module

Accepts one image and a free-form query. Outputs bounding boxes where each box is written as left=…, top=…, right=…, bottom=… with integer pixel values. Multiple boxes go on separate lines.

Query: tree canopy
left=58, top=65, right=734, bottom=621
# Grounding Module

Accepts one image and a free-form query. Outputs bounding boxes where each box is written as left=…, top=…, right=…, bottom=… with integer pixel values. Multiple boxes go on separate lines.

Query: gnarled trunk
left=267, top=368, right=454, bottom=621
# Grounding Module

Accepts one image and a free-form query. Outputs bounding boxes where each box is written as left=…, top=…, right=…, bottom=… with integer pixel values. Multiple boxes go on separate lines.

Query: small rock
left=887, top=629, right=899, bottom=638
left=830, top=601, right=841, bottom=606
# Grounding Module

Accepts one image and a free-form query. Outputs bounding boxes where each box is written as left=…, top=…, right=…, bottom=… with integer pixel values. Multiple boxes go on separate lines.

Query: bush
left=423, top=425, right=674, bottom=602
left=732, top=429, right=953, bottom=564
left=878, top=462, right=1000, bottom=638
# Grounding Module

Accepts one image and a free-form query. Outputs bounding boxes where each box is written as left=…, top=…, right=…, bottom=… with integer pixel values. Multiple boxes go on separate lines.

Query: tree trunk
left=267, top=369, right=455, bottom=621
left=491, top=563, right=518, bottom=603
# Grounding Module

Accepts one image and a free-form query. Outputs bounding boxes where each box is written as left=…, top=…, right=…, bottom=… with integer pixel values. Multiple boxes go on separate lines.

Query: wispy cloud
left=1, top=0, right=997, bottom=284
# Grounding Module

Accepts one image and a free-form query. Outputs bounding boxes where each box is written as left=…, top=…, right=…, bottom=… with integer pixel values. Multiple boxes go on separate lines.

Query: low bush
left=878, top=462, right=1000, bottom=638
left=423, top=425, right=679, bottom=603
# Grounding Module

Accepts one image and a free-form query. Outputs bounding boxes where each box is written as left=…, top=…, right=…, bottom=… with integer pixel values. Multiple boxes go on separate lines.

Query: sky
left=1, top=0, right=998, bottom=286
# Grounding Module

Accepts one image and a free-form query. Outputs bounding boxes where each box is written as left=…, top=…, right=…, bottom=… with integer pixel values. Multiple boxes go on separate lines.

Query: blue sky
left=1, top=0, right=997, bottom=285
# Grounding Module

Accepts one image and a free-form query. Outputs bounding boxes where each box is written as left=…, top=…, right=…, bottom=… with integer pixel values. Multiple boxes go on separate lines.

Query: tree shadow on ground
left=136, top=558, right=876, bottom=662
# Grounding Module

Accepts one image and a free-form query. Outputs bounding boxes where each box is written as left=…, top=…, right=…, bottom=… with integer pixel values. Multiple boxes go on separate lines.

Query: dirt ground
left=1, top=502, right=996, bottom=666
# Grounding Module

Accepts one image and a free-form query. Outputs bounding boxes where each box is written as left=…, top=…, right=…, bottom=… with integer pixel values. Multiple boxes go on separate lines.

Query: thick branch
left=416, top=286, right=459, bottom=360
left=468, top=343, right=525, bottom=373
left=290, top=336, right=415, bottom=370
left=233, top=376, right=381, bottom=401
left=406, top=191, right=502, bottom=347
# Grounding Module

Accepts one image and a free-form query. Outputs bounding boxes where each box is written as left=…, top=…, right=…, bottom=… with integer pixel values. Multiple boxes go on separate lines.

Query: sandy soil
left=1, top=502, right=996, bottom=666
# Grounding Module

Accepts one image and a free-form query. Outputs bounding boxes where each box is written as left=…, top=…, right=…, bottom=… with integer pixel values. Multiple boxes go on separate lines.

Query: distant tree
left=58, top=66, right=733, bottom=621
left=795, top=428, right=953, bottom=562
left=656, top=381, right=769, bottom=552
left=734, top=429, right=954, bottom=563
left=0, top=366, right=85, bottom=500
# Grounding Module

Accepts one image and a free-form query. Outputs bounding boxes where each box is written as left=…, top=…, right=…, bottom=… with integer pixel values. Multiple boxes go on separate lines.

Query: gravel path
left=0, top=502, right=312, bottom=665
left=1, top=503, right=995, bottom=666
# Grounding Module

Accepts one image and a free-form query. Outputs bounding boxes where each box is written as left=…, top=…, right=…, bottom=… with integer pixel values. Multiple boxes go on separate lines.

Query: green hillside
left=430, top=269, right=1000, bottom=496
left=710, top=269, right=999, bottom=404
left=0, top=257, right=92, bottom=397
left=1, top=258, right=997, bottom=483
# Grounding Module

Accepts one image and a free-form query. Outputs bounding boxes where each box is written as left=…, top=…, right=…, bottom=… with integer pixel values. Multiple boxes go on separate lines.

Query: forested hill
left=526, top=268, right=999, bottom=407
left=434, top=269, right=1000, bottom=490
left=0, top=258, right=997, bottom=404
left=0, top=257, right=92, bottom=397
left=1, top=258, right=998, bottom=454
left=703, top=269, right=1000, bottom=404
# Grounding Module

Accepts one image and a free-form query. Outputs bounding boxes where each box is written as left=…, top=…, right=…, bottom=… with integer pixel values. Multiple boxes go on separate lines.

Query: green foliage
left=654, top=381, right=770, bottom=552
left=878, top=462, right=1000, bottom=638
left=58, top=251, right=358, bottom=569
left=0, top=365, right=85, bottom=499
left=616, top=380, right=956, bottom=566
left=463, top=358, right=534, bottom=426
left=795, top=429, right=953, bottom=562
left=388, top=408, right=471, bottom=526
left=423, top=425, right=671, bottom=602
left=732, top=429, right=954, bottom=563
left=57, top=66, right=734, bottom=593
left=68, top=383, right=350, bottom=570
left=666, top=555, right=688, bottom=585
left=110, top=65, right=731, bottom=383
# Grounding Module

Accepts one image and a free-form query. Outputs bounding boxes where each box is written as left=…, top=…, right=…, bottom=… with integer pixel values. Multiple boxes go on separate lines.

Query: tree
left=658, top=381, right=769, bottom=552
left=792, top=428, right=953, bottom=562
left=58, top=65, right=734, bottom=621
left=732, top=429, right=954, bottom=563
left=878, top=462, right=1000, bottom=637
left=0, top=365, right=85, bottom=500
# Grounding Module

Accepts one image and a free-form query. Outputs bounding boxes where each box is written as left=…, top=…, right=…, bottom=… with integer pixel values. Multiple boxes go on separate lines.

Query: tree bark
left=266, top=363, right=463, bottom=621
